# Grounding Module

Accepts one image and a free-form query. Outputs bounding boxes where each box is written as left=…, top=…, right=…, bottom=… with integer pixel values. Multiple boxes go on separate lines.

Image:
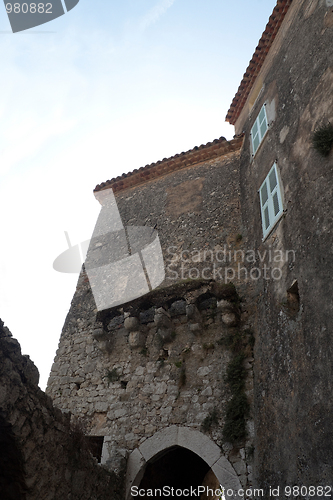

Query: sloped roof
left=226, top=0, right=293, bottom=125
left=94, top=135, right=243, bottom=194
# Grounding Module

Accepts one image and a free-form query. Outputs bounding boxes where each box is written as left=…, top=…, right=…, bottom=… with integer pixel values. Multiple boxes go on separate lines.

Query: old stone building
left=47, top=137, right=256, bottom=497
left=1, top=0, right=333, bottom=498
left=47, top=0, right=333, bottom=495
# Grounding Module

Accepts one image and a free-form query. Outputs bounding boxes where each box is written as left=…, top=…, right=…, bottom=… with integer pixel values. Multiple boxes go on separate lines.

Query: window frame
left=259, top=163, right=284, bottom=240
left=250, top=103, right=269, bottom=157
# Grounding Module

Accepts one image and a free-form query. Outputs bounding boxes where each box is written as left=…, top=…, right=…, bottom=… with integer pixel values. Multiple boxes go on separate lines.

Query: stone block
left=198, top=297, right=217, bottom=311
left=128, top=331, right=146, bottom=348
left=189, top=323, right=201, bottom=333
left=197, top=366, right=211, bottom=377
left=169, top=300, right=187, bottom=317
left=222, top=313, right=237, bottom=327
left=232, top=459, right=246, bottom=476
left=186, top=304, right=201, bottom=322
left=107, top=315, right=125, bottom=331
left=156, top=327, right=173, bottom=343
left=139, top=308, right=156, bottom=324
left=135, top=366, right=145, bottom=376
left=125, top=448, right=146, bottom=497
left=95, top=402, right=109, bottom=412
left=139, top=426, right=179, bottom=462
left=211, top=461, right=241, bottom=499
left=201, top=386, right=213, bottom=396
left=238, top=475, right=247, bottom=488
left=145, top=424, right=156, bottom=435
left=92, top=328, right=108, bottom=341
left=124, top=317, right=140, bottom=331
left=217, top=299, right=233, bottom=312
left=178, top=427, right=221, bottom=466
left=154, top=308, right=172, bottom=329
left=115, top=408, right=127, bottom=418
left=154, top=381, right=167, bottom=395
left=246, top=420, right=255, bottom=439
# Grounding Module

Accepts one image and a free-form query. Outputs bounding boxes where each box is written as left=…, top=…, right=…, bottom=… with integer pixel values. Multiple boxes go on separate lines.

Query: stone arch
left=125, top=426, right=241, bottom=500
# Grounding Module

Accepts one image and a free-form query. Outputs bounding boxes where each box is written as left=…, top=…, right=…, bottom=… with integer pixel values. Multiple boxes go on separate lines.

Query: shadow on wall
left=0, top=416, right=26, bottom=500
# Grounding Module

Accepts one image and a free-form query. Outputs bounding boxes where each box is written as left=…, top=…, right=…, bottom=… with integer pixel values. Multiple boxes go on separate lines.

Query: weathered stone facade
left=6, top=0, right=330, bottom=496
left=47, top=274, right=255, bottom=497
left=46, top=132, right=262, bottom=497
left=227, top=0, right=333, bottom=489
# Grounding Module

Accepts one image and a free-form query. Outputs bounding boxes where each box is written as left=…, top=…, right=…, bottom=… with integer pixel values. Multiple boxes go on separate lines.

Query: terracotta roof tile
left=226, top=0, right=293, bottom=125
left=94, top=135, right=244, bottom=195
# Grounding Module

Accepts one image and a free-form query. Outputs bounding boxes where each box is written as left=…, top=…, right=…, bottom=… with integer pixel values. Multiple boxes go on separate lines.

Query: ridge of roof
left=226, top=0, right=293, bottom=125
left=94, top=135, right=244, bottom=195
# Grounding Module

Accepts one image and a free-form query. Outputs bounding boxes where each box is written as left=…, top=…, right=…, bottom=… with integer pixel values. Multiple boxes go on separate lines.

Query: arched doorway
left=138, top=445, right=210, bottom=498
left=124, top=426, right=241, bottom=500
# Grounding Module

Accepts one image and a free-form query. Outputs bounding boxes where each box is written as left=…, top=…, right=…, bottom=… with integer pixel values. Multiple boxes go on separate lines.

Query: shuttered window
left=259, top=163, right=283, bottom=239
left=251, top=104, right=268, bottom=156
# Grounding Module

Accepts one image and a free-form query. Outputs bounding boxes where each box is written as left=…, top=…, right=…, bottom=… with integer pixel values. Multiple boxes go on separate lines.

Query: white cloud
left=139, top=0, right=176, bottom=32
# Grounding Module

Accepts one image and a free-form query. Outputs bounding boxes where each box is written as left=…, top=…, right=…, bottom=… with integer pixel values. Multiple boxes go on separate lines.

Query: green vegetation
left=218, top=328, right=254, bottom=356
left=225, top=353, right=246, bottom=392
left=174, top=360, right=186, bottom=387
left=223, top=393, right=250, bottom=443
left=202, top=343, right=215, bottom=351
left=179, top=366, right=186, bottom=387
left=105, top=368, right=119, bottom=384
left=201, top=407, right=219, bottom=432
left=220, top=328, right=255, bottom=444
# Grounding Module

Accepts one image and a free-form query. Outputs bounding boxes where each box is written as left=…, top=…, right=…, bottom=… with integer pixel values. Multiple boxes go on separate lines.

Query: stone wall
left=45, top=0, right=333, bottom=493
left=0, top=319, right=123, bottom=500
left=234, top=0, right=333, bottom=488
left=47, top=277, right=255, bottom=494
left=95, top=142, right=245, bottom=290
left=47, top=134, right=257, bottom=496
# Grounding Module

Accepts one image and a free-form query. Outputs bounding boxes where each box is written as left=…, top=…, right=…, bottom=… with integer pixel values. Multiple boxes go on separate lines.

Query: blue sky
left=0, top=0, right=277, bottom=389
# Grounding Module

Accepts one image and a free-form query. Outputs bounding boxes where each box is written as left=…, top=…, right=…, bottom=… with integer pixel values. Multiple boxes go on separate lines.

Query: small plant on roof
left=312, top=122, right=333, bottom=157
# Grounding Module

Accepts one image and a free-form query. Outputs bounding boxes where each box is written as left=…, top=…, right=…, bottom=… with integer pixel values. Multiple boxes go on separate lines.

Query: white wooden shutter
left=260, top=163, right=283, bottom=239
left=251, top=104, right=268, bottom=156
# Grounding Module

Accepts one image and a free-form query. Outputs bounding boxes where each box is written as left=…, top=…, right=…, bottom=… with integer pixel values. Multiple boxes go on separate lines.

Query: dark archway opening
left=139, top=446, right=210, bottom=499
left=0, top=416, right=26, bottom=500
